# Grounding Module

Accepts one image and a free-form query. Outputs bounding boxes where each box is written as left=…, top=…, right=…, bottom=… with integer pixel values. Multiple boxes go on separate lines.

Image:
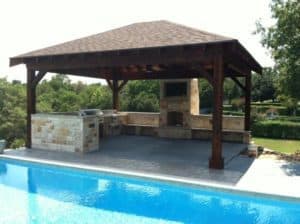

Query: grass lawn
left=252, top=137, right=300, bottom=154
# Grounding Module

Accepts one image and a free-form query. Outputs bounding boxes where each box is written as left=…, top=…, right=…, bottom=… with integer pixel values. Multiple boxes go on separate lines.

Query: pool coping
left=1, top=152, right=300, bottom=203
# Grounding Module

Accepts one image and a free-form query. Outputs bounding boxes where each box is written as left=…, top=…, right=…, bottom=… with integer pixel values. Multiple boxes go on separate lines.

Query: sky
left=0, top=0, right=274, bottom=84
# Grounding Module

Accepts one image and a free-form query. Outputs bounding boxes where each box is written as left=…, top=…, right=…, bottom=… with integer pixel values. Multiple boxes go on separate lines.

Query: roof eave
left=9, top=57, right=24, bottom=67
left=9, top=39, right=237, bottom=67
left=235, top=40, right=263, bottom=74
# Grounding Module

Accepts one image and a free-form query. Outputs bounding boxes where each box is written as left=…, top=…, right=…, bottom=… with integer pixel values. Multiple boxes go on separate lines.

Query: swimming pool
left=0, top=158, right=299, bottom=224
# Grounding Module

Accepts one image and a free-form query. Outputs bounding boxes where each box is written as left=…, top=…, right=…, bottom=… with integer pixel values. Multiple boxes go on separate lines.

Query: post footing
left=209, top=157, right=224, bottom=169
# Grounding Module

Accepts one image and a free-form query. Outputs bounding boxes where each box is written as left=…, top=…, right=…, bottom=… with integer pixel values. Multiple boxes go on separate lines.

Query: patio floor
left=1, top=135, right=300, bottom=198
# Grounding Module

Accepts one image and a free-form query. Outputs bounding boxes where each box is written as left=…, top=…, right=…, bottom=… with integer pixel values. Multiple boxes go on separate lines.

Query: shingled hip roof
left=12, top=20, right=235, bottom=58
left=10, top=20, right=262, bottom=74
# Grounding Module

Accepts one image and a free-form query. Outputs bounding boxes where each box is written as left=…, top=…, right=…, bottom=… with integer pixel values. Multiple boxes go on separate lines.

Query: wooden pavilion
left=10, top=20, right=262, bottom=169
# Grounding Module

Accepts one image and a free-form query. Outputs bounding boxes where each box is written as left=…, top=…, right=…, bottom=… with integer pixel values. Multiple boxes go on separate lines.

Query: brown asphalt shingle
left=15, top=20, right=234, bottom=58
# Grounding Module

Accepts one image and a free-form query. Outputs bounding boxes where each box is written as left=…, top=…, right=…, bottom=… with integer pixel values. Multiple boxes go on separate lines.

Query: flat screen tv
left=165, top=82, right=187, bottom=97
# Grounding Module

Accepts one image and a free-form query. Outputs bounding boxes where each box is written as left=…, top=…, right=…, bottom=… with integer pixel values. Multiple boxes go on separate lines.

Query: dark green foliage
left=223, top=105, right=234, bottom=111
left=0, top=78, right=26, bottom=148
left=252, top=68, right=278, bottom=102
left=199, top=79, right=213, bottom=108
left=251, top=102, right=282, bottom=106
left=200, top=78, right=242, bottom=109
left=231, top=98, right=245, bottom=112
left=0, top=76, right=160, bottom=148
left=78, top=84, right=112, bottom=109
left=223, top=111, right=245, bottom=116
left=224, top=78, right=242, bottom=104
left=275, top=116, right=300, bottom=123
left=251, top=105, right=300, bottom=116
left=256, top=0, right=300, bottom=102
left=121, top=80, right=159, bottom=112
left=252, top=120, right=300, bottom=139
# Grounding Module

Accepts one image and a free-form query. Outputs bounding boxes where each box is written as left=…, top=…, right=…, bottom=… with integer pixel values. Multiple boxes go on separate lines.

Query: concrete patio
left=1, top=135, right=300, bottom=198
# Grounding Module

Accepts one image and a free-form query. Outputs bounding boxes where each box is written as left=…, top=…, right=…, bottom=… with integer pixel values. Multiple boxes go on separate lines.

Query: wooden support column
left=26, top=69, right=46, bottom=148
left=112, top=79, right=119, bottom=111
left=26, top=68, right=36, bottom=148
left=209, top=53, right=224, bottom=169
left=107, top=79, right=128, bottom=111
left=244, top=72, right=251, bottom=131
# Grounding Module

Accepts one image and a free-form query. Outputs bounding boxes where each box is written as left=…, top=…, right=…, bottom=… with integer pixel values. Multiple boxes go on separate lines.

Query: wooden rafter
left=191, top=63, right=213, bottom=84
left=230, top=76, right=246, bottom=92
left=227, top=64, right=247, bottom=76
left=234, top=41, right=262, bottom=74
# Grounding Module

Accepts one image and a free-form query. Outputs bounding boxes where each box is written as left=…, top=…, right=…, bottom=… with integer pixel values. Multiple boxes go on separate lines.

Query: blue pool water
left=0, top=159, right=299, bottom=224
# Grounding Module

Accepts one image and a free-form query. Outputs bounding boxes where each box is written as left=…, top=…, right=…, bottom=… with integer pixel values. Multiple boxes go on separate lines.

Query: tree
left=199, top=79, right=213, bottom=109
left=256, top=0, right=300, bottom=102
left=121, top=80, right=160, bottom=112
left=79, top=84, right=112, bottom=109
left=224, top=79, right=241, bottom=104
left=0, top=78, right=26, bottom=148
left=252, top=68, right=278, bottom=102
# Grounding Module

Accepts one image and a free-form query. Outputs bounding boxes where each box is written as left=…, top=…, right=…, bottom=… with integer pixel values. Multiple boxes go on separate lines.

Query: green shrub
left=10, top=138, right=25, bottom=149
left=251, top=102, right=282, bottom=106
left=251, top=104, right=300, bottom=116
left=223, top=111, right=244, bottom=116
left=231, top=98, right=244, bottom=111
left=250, top=105, right=299, bottom=116
left=252, top=120, right=300, bottom=139
left=275, top=116, right=300, bottom=123
left=223, top=105, right=233, bottom=111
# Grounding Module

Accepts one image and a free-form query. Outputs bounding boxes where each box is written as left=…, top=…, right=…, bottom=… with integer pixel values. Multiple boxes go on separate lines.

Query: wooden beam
left=106, top=79, right=113, bottom=90
left=32, top=71, right=47, bottom=87
left=244, top=73, right=251, bottom=131
left=26, top=68, right=36, bottom=148
left=209, top=52, right=224, bottom=169
left=50, top=68, right=111, bottom=79
left=227, top=64, right=249, bottom=76
left=230, top=76, right=246, bottom=91
left=112, top=66, right=207, bottom=80
left=191, top=63, right=213, bottom=84
left=118, top=80, right=128, bottom=91
left=50, top=64, right=243, bottom=81
left=50, top=67, right=203, bottom=80
left=25, top=45, right=215, bottom=71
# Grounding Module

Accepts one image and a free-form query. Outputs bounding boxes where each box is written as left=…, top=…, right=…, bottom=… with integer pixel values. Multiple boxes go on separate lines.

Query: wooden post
left=209, top=53, right=224, bottom=169
left=112, top=79, right=119, bottom=111
left=244, top=73, right=251, bottom=131
left=26, top=69, right=36, bottom=148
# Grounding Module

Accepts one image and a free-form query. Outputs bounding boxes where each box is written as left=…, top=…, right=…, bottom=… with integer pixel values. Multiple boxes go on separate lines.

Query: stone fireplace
left=158, top=79, right=199, bottom=138
left=167, top=111, right=183, bottom=126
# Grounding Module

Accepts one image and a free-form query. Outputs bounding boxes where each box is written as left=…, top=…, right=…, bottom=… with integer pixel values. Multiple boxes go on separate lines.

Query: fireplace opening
left=167, top=112, right=183, bottom=127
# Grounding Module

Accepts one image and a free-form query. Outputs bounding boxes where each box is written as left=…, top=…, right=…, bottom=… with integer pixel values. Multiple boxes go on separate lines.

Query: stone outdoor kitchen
left=9, top=21, right=262, bottom=169
left=31, top=78, right=248, bottom=154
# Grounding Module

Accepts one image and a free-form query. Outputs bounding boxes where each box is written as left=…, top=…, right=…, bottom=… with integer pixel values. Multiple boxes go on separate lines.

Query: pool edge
left=1, top=153, right=300, bottom=203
